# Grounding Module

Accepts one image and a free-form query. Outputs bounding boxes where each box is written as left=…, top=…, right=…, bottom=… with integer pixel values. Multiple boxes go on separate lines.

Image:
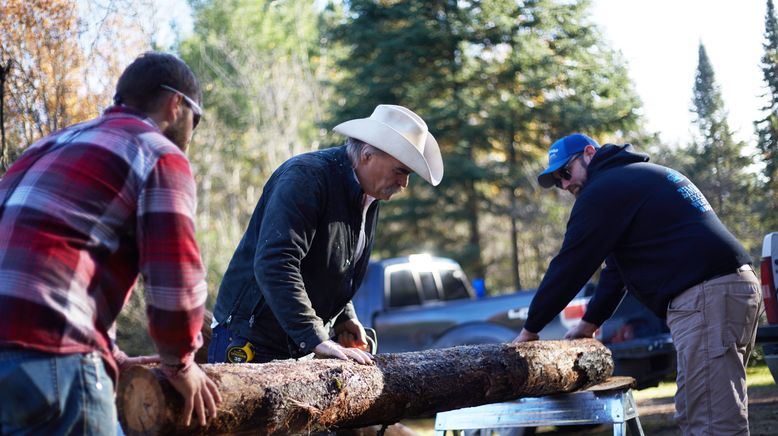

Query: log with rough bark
left=117, top=339, right=613, bottom=435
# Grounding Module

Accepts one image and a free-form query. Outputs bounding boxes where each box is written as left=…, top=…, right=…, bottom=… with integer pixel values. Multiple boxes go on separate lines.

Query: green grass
left=746, top=364, right=776, bottom=387
left=631, top=363, right=775, bottom=402
left=632, top=380, right=678, bottom=401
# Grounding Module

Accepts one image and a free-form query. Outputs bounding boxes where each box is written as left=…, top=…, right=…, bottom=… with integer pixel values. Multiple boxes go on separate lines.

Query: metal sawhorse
left=434, top=377, right=644, bottom=436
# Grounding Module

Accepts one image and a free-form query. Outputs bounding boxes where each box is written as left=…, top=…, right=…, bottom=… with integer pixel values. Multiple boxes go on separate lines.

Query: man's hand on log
left=165, top=364, right=222, bottom=427
left=334, top=318, right=370, bottom=351
left=512, top=328, right=539, bottom=343
left=564, top=320, right=598, bottom=340
left=315, top=339, right=374, bottom=365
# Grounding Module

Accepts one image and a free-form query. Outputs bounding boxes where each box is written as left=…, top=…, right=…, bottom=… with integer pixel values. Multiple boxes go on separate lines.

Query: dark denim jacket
left=212, top=146, right=379, bottom=357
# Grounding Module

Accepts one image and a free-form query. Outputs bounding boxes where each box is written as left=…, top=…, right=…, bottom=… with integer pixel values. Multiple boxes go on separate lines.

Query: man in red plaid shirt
left=0, top=52, right=221, bottom=434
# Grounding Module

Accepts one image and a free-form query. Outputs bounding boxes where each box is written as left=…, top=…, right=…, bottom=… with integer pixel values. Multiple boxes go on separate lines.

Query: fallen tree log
left=117, top=339, right=612, bottom=435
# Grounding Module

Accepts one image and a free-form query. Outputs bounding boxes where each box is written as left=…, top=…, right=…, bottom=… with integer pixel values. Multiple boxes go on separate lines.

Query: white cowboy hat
left=333, top=104, right=444, bottom=186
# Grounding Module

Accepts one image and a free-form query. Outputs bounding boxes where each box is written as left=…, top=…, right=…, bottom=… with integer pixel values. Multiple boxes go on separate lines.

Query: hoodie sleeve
left=582, top=256, right=627, bottom=326
left=523, top=181, right=640, bottom=333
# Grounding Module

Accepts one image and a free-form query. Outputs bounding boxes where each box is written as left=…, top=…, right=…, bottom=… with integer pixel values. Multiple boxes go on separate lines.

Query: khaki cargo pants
left=667, top=268, right=762, bottom=436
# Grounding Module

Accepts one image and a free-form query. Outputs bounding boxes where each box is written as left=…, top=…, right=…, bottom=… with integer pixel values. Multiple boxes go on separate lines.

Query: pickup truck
left=758, top=233, right=778, bottom=383
left=352, top=254, right=676, bottom=389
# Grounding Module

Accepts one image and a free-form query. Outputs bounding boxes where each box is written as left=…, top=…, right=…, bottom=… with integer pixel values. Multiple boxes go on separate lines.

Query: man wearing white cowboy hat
left=209, top=104, right=443, bottom=364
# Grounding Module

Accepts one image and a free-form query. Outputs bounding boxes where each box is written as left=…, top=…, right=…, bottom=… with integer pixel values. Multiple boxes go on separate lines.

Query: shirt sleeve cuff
left=293, top=325, right=331, bottom=355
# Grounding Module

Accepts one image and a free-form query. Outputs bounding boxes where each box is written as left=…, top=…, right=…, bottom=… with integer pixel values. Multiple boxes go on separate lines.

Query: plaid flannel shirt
left=0, top=106, right=207, bottom=382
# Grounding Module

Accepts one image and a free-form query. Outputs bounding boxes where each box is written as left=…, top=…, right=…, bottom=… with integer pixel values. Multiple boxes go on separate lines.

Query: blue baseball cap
left=537, top=133, right=600, bottom=188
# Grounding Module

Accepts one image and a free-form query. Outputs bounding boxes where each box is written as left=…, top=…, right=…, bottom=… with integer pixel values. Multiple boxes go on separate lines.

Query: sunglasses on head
left=160, top=84, right=202, bottom=129
left=554, top=153, right=582, bottom=188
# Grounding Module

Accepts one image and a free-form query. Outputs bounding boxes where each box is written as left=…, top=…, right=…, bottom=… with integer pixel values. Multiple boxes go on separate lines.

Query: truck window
left=388, top=269, right=421, bottom=308
left=418, top=271, right=440, bottom=301
left=440, top=269, right=471, bottom=300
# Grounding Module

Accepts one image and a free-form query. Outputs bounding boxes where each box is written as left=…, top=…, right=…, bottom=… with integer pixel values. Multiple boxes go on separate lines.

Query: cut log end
left=117, top=366, right=169, bottom=436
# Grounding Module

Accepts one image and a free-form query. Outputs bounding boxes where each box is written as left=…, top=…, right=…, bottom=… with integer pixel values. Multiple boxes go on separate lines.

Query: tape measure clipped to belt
left=226, top=339, right=255, bottom=363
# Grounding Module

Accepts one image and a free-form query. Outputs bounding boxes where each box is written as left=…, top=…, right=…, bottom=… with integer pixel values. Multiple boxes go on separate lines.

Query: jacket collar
left=331, top=145, right=372, bottom=208
left=103, top=105, right=161, bottom=131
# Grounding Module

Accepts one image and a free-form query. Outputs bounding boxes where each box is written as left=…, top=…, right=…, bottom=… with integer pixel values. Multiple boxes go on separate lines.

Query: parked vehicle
left=758, top=233, right=778, bottom=383
left=352, top=254, right=675, bottom=389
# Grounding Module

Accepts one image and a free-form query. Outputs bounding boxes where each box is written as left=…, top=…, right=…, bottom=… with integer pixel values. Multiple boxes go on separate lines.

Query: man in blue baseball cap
left=536, top=133, right=599, bottom=191
left=515, top=133, right=761, bottom=435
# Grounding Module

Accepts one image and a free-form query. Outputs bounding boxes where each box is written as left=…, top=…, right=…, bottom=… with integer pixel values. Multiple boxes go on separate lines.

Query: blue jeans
left=207, top=324, right=233, bottom=363
left=208, top=324, right=293, bottom=363
left=0, top=348, right=116, bottom=435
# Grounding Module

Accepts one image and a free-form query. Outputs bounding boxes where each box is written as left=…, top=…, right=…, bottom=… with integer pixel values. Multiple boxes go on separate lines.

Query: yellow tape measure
left=226, top=341, right=255, bottom=363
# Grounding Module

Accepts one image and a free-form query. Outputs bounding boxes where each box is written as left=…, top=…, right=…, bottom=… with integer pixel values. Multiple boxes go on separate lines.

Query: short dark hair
left=113, top=52, right=200, bottom=113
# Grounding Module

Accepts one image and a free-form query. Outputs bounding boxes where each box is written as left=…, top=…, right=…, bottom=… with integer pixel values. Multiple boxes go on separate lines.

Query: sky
left=590, top=0, right=769, bottom=146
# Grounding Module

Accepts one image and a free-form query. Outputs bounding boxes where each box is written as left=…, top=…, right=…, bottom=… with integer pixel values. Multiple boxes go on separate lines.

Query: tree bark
left=117, top=339, right=613, bottom=435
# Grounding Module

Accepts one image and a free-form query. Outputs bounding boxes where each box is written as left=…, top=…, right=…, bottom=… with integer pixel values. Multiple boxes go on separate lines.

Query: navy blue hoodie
left=524, top=144, right=750, bottom=333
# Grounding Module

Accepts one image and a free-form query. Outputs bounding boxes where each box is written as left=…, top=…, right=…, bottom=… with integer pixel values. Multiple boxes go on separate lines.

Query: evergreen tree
left=475, top=0, right=642, bottom=288
left=688, top=43, right=758, bottom=252
left=326, top=0, right=643, bottom=289
left=326, top=0, right=490, bottom=279
left=756, top=0, right=778, bottom=231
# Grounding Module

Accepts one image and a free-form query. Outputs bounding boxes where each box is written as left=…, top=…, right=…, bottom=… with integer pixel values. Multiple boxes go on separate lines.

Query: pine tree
left=756, top=0, right=778, bottom=230
left=326, top=0, right=643, bottom=289
left=477, top=0, right=642, bottom=289
left=688, top=43, right=758, bottom=252
left=326, top=0, right=490, bottom=279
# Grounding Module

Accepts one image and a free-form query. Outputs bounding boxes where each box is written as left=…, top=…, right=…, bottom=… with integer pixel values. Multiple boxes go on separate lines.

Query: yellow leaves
left=2, top=0, right=84, bottom=149
left=0, top=0, right=151, bottom=165
left=1, top=0, right=77, bottom=39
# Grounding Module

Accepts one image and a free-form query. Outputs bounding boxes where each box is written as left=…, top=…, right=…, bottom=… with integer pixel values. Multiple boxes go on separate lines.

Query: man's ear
left=360, top=148, right=373, bottom=165
left=162, top=93, right=183, bottom=123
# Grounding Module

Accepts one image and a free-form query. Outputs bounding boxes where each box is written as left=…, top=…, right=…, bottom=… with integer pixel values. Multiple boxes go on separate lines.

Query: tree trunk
left=117, top=339, right=612, bottom=436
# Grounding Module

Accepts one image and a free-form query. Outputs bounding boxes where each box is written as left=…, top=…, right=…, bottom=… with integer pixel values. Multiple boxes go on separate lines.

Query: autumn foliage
left=0, top=0, right=149, bottom=170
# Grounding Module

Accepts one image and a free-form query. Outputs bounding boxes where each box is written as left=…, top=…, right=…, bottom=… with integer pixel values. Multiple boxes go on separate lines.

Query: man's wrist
left=159, top=353, right=195, bottom=379
left=160, top=361, right=193, bottom=378
left=295, top=326, right=331, bottom=355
